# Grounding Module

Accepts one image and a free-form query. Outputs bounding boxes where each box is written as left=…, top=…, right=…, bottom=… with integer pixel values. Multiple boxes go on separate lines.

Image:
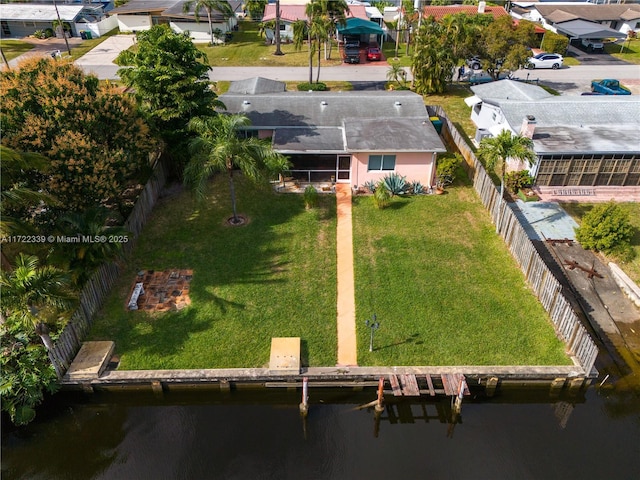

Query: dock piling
left=299, top=377, right=309, bottom=417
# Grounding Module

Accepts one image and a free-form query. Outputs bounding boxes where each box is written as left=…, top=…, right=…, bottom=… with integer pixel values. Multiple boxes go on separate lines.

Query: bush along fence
left=430, top=105, right=598, bottom=376
left=48, top=159, right=167, bottom=379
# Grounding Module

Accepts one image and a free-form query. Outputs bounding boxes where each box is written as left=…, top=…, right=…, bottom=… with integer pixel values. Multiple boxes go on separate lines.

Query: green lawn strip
left=0, top=40, right=34, bottom=61
left=89, top=175, right=337, bottom=369
left=560, top=202, right=640, bottom=284
left=68, top=28, right=121, bottom=61
left=198, top=20, right=342, bottom=67
left=606, top=38, right=640, bottom=64
left=353, top=182, right=570, bottom=366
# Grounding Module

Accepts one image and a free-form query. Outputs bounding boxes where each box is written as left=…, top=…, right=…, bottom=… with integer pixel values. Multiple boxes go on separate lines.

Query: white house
left=465, top=80, right=640, bottom=191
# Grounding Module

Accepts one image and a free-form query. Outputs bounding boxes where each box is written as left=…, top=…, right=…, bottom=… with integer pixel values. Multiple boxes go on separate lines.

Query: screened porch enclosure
left=535, top=155, right=640, bottom=187
left=285, top=154, right=351, bottom=183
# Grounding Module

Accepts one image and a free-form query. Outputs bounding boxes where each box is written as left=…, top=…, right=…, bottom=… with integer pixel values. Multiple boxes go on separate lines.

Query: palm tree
left=0, top=254, right=74, bottom=351
left=292, top=19, right=312, bottom=83
left=183, top=114, right=291, bottom=224
left=274, top=0, right=284, bottom=55
left=477, top=130, right=537, bottom=233
left=51, top=206, right=130, bottom=287
left=386, top=63, right=407, bottom=87
left=183, top=0, right=233, bottom=46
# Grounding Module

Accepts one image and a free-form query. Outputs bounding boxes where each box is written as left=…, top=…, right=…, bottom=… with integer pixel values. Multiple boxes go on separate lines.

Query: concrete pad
left=511, top=200, right=579, bottom=241
left=269, top=337, right=300, bottom=373
left=66, top=341, right=115, bottom=380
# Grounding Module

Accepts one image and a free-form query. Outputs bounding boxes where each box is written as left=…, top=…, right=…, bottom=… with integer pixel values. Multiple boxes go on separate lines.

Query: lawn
left=88, top=175, right=337, bottom=369
left=606, top=38, right=640, bottom=64
left=353, top=180, right=571, bottom=366
left=0, top=39, right=34, bottom=61
left=198, top=20, right=343, bottom=67
left=560, top=202, right=640, bottom=284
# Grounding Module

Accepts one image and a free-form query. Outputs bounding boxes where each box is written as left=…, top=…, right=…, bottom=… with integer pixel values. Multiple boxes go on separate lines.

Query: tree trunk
left=316, top=36, right=322, bottom=83
left=308, top=32, right=313, bottom=84
left=496, top=163, right=506, bottom=234
left=207, top=10, right=214, bottom=46
left=274, top=0, right=284, bottom=55
left=227, top=165, right=239, bottom=223
left=35, top=322, right=54, bottom=351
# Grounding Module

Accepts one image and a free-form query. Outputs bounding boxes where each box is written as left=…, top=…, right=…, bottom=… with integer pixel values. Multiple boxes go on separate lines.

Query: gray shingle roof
left=273, top=127, right=345, bottom=153
left=535, top=4, right=640, bottom=22
left=471, top=80, right=554, bottom=101
left=227, top=77, right=286, bottom=95
left=344, top=118, right=446, bottom=152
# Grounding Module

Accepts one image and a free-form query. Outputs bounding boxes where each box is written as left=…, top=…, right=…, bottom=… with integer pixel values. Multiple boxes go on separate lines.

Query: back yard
left=89, top=173, right=570, bottom=369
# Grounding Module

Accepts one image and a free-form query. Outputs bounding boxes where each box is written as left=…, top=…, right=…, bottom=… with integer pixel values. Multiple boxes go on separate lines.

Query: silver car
left=526, top=53, right=563, bottom=69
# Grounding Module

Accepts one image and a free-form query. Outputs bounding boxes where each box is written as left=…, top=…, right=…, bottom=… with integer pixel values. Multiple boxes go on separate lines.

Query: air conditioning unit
left=475, top=128, right=492, bottom=144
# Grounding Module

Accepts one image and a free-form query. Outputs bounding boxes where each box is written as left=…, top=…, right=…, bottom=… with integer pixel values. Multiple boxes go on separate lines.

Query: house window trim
left=368, top=154, right=396, bottom=172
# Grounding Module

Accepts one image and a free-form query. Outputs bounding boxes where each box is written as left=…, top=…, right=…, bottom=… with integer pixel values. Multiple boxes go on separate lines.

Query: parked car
left=581, top=38, right=604, bottom=52
left=366, top=47, right=381, bottom=61
left=343, top=35, right=360, bottom=49
left=526, top=53, right=563, bottom=69
left=466, top=56, right=482, bottom=70
left=344, top=46, right=360, bottom=64
left=591, top=79, right=631, bottom=95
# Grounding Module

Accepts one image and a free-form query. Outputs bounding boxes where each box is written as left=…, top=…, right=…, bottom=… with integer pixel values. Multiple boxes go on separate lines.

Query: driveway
left=75, top=35, right=134, bottom=79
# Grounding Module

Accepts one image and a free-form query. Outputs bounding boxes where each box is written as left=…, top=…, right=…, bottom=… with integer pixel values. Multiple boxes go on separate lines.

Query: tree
left=183, top=115, right=290, bottom=224
left=116, top=25, right=222, bottom=174
left=292, top=19, right=313, bottom=83
left=411, top=20, right=455, bottom=94
left=478, top=16, right=536, bottom=79
left=246, top=0, right=267, bottom=21
left=0, top=254, right=74, bottom=351
left=576, top=202, right=634, bottom=257
left=0, top=57, right=154, bottom=213
left=50, top=206, right=130, bottom=287
left=477, top=130, right=536, bottom=233
left=274, top=0, right=284, bottom=55
left=182, top=0, right=234, bottom=46
left=386, top=62, right=407, bottom=88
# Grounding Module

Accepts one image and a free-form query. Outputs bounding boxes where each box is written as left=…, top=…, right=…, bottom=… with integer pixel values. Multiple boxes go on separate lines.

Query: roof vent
left=394, top=101, right=402, bottom=106
left=526, top=115, right=535, bottom=121
left=243, top=100, right=251, bottom=105
left=321, top=101, right=328, bottom=106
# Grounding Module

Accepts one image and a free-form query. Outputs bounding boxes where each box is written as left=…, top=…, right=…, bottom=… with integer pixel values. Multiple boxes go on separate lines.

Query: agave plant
left=382, top=173, right=408, bottom=196
left=412, top=181, right=424, bottom=195
left=363, top=180, right=377, bottom=193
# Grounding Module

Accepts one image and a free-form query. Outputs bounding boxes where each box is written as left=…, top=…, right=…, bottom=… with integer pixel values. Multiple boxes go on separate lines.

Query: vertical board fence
left=48, top=160, right=167, bottom=378
left=431, top=106, right=598, bottom=375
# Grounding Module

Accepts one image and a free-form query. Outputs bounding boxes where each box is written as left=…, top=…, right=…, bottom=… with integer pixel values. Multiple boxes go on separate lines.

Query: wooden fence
left=431, top=106, right=598, bottom=376
left=48, top=160, right=167, bottom=378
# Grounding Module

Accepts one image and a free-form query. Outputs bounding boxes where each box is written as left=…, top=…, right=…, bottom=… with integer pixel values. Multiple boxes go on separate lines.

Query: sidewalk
left=336, top=184, right=358, bottom=366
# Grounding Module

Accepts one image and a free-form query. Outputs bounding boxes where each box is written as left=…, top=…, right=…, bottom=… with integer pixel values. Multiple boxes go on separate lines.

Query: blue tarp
left=337, top=17, right=384, bottom=36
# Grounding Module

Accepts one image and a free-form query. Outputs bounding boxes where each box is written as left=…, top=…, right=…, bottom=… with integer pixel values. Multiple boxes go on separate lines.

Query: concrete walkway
left=336, top=184, right=358, bottom=366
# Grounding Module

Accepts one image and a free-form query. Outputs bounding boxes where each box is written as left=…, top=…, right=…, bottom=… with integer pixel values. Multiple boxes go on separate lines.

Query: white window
left=368, top=155, right=396, bottom=171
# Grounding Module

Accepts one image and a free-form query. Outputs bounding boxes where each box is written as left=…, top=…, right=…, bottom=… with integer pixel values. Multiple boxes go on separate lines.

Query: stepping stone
left=66, top=341, right=114, bottom=380
left=269, top=337, right=300, bottom=374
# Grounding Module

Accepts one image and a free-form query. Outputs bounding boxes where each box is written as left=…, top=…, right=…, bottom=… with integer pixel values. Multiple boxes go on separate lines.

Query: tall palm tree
left=274, top=0, right=284, bottom=55
left=477, top=130, right=537, bottom=233
left=386, top=62, right=407, bottom=87
left=183, top=115, right=291, bottom=224
left=292, top=19, right=312, bottom=83
left=0, top=254, right=74, bottom=351
left=183, top=0, right=233, bottom=46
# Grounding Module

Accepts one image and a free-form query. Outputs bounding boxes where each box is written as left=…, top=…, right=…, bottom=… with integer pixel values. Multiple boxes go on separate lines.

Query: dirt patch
left=127, top=269, right=193, bottom=313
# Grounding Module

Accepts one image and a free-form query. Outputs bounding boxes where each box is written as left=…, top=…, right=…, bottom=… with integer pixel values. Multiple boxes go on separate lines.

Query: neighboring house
left=220, top=78, right=446, bottom=188
left=261, top=3, right=372, bottom=41
left=0, top=3, right=116, bottom=38
left=465, top=80, right=640, bottom=189
left=109, top=0, right=241, bottom=42
left=510, top=2, right=640, bottom=36
left=421, top=3, right=511, bottom=22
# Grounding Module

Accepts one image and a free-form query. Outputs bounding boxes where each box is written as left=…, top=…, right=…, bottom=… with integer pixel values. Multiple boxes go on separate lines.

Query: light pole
left=53, top=0, right=71, bottom=56
left=365, top=314, right=380, bottom=352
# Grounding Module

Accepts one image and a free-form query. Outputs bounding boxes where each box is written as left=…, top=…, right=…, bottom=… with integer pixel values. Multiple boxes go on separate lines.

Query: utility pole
left=53, top=0, right=71, bottom=56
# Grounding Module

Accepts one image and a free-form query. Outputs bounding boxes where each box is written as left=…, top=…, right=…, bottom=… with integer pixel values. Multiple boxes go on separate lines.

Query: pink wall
left=350, top=152, right=436, bottom=189
left=258, top=130, right=274, bottom=139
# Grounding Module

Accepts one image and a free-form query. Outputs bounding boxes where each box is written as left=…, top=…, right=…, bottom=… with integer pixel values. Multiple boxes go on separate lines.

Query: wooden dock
left=388, top=373, right=470, bottom=398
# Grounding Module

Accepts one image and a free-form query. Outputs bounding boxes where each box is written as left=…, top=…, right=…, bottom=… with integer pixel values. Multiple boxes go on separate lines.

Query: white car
left=526, top=53, right=563, bottom=69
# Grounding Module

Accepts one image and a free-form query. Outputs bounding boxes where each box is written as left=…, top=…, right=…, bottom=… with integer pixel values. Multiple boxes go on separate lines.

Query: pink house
left=220, top=78, right=446, bottom=189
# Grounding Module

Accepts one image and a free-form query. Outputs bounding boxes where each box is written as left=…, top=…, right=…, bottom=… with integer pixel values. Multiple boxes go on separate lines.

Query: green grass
left=0, top=40, right=34, bottom=61
left=353, top=181, right=571, bottom=366
left=424, top=84, right=477, bottom=147
left=198, top=20, right=343, bottom=67
left=89, top=175, right=337, bottom=369
left=606, top=38, right=640, bottom=65
left=560, top=202, right=640, bottom=284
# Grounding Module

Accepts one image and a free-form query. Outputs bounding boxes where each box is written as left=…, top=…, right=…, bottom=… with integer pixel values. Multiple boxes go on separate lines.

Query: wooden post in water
left=299, top=377, right=309, bottom=417
left=375, top=377, right=385, bottom=413
left=453, top=377, right=465, bottom=416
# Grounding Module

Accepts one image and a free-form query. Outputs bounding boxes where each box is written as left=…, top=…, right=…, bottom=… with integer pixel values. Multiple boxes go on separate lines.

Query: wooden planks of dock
left=388, top=373, right=470, bottom=397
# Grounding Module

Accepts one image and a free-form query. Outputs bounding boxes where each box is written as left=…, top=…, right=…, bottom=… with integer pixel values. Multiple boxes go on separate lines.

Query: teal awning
left=337, top=17, right=384, bottom=36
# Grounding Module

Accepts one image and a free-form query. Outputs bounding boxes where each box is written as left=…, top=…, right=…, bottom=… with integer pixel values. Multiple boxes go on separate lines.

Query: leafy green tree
left=246, top=0, right=268, bottom=21
left=0, top=57, right=154, bottom=214
left=50, top=206, right=130, bottom=287
left=576, top=202, right=634, bottom=257
left=412, top=20, right=455, bottom=94
left=0, top=254, right=74, bottom=350
left=183, top=114, right=290, bottom=224
left=182, top=0, right=234, bottom=46
left=479, top=16, right=536, bottom=79
left=386, top=62, right=407, bottom=87
left=1, top=322, right=60, bottom=425
left=116, top=25, right=222, bottom=174
left=477, top=130, right=536, bottom=232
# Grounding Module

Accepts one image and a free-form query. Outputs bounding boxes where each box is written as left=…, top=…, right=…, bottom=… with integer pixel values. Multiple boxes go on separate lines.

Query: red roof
left=263, top=4, right=368, bottom=22
left=421, top=5, right=509, bottom=21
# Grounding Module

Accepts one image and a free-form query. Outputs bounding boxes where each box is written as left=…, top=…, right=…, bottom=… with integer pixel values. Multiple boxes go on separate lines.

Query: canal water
left=2, top=381, right=639, bottom=480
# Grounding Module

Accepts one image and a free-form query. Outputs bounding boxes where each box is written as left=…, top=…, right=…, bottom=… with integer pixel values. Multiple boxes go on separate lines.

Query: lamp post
left=365, top=314, right=380, bottom=352
left=53, top=0, right=71, bottom=56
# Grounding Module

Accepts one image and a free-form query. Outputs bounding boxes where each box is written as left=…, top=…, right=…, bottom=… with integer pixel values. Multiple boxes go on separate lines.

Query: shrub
left=44, top=28, right=54, bottom=38
left=382, top=173, right=408, bottom=195
left=297, top=82, right=327, bottom=91
left=373, top=180, right=391, bottom=209
left=436, top=153, right=462, bottom=189
left=303, top=185, right=318, bottom=209
left=505, top=170, right=534, bottom=193
left=412, top=181, right=424, bottom=195
left=33, top=30, right=46, bottom=39
left=541, top=31, right=569, bottom=54
left=575, top=201, right=634, bottom=255
left=363, top=180, right=377, bottom=193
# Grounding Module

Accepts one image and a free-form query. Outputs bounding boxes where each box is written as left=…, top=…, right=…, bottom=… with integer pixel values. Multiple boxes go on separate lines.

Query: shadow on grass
left=375, top=333, right=421, bottom=352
